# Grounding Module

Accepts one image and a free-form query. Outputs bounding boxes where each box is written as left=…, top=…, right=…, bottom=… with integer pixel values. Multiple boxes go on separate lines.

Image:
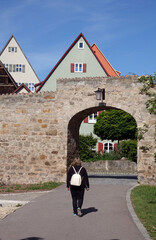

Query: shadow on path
left=89, top=175, right=137, bottom=180
left=81, top=207, right=98, bottom=216
left=20, top=238, right=44, bottom=240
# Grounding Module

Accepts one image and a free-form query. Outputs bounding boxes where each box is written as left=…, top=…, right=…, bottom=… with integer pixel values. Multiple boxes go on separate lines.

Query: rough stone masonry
left=0, top=76, right=155, bottom=185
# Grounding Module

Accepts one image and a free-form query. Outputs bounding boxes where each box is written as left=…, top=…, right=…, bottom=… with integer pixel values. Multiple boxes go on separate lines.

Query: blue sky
left=0, top=0, right=156, bottom=81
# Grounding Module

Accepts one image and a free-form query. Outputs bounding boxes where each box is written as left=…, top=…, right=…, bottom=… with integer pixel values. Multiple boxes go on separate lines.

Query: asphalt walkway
left=0, top=176, right=152, bottom=240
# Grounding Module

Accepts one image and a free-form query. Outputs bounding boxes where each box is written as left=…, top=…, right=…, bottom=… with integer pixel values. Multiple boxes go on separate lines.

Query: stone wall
left=0, top=76, right=155, bottom=185
left=82, top=160, right=137, bottom=174
left=0, top=92, right=66, bottom=184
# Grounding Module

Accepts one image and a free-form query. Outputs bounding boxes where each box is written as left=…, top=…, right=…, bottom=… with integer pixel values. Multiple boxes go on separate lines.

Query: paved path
left=0, top=176, right=151, bottom=240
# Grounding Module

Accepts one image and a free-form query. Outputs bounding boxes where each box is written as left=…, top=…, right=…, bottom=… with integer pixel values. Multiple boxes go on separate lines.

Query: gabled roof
left=0, top=60, right=18, bottom=88
left=0, top=35, right=40, bottom=83
left=91, top=43, right=120, bottom=77
left=36, top=33, right=113, bottom=92
left=12, top=83, right=31, bottom=94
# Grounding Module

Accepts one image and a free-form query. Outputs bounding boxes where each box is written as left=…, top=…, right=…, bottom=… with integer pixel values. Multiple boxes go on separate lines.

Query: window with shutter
left=71, top=63, right=87, bottom=73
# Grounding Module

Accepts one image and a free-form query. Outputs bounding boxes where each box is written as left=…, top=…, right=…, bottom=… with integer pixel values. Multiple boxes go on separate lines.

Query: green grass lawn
left=131, top=185, right=156, bottom=240
left=0, top=181, right=62, bottom=193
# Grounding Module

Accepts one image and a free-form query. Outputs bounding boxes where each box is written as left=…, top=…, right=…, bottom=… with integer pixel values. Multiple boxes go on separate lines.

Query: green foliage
left=82, top=151, right=120, bottom=162
left=138, top=73, right=156, bottom=115
left=137, top=124, right=149, bottom=140
left=16, top=203, right=22, bottom=207
left=139, top=145, right=151, bottom=153
left=131, top=185, right=156, bottom=240
left=138, top=73, right=156, bottom=160
left=0, top=182, right=62, bottom=193
left=79, top=134, right=97, bottom=161
left=120, top=140, right=137, bottom=162
left=94, top=110, right=137, bottom=142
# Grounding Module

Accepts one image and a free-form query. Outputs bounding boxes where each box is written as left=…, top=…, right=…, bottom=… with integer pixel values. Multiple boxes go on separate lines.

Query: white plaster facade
left=0, top=36, right=40, bottom=92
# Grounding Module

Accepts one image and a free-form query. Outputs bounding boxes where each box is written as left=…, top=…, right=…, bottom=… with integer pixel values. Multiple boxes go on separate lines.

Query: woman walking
left=67, top=158, right=89, bottom=217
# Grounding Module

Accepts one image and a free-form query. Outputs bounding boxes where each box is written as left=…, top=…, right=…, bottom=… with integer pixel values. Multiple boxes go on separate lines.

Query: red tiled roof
left=91, top=43, right=120, bottom=77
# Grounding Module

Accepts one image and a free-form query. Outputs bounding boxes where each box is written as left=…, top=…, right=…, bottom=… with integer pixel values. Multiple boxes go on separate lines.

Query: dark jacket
left=66, top=165, right=89, bottom=189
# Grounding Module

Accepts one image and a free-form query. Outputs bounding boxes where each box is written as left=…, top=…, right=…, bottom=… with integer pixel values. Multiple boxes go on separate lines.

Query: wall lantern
left=95, top=88, right=106, bottom=106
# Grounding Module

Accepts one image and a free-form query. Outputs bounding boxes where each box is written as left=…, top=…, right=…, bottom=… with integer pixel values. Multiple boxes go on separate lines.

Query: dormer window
left=78, top=41, right=84, bottom=49
left=8, top=47, right=17, bottom=53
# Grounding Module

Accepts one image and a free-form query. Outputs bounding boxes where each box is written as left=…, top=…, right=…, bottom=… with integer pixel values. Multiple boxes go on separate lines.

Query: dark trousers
left=70, top=186, right=85, bottom=214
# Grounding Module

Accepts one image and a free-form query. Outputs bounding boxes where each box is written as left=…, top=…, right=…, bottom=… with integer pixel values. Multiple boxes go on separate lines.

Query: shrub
left=79, top=134, right=97, bottom=161
left=120, top=140, right=137, bottom=162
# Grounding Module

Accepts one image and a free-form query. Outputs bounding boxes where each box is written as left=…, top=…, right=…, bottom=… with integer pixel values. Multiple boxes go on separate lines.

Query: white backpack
left=70, top=166, right=83, bottom=186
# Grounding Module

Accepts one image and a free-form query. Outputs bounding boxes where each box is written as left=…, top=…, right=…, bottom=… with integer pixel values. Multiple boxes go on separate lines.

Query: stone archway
left=67, top=105, right=138, bottom=176
left=60, top=76, right=155, bottom=185
left=67, top=105, right=120, bottom=168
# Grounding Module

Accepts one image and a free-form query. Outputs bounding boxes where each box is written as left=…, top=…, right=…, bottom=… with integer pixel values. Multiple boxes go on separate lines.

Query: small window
left=75, top=63, right=83, bottom=72
left=5, top=64, right=8, bottom=70
left=28, top=83, right=35, bottom=92
left=78, top=41, right=84, bottom=49
left=88, top=113, right=98, bottom=123
left=104, top=143, right=114, bottom=153
left=8, top=47, right=17, bottom=53
left=71, top=63, right=86, bottom=73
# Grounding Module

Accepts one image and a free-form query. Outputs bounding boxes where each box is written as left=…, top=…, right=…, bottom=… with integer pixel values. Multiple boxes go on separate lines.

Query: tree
left=94, top=110, right=137, bottom=144
left=79, top=134, right=97, bottom=161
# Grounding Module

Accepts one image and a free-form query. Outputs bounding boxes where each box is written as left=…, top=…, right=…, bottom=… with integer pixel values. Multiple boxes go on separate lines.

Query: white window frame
left=8, top=47, right=17, bottom=53
left=16, top=64, right=22, bottom=72
left=78, top=41, right=84, bottom=49
left=88, top=112, right=98, bottom=123
left=74, top=63, right=83, bottom=72
left=28, top=83, right=35, bottom=92
left=4, top=64, right=8, bottom=70
left=4, top=64, right=25, bottom=73
left=104, top=142, right=114, bottom=153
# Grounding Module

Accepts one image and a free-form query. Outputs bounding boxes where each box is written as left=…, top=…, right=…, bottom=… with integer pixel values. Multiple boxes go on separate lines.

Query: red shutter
left=71, top=63, right=74, bottom=72
left=114, top=143, right=118, bottom=151
left=83, top=63, right=86, bottom=72
left=98, top=111, right=103, bottom=115
left=98, top=142, right=103, bottom=153
left=84, top=117, right=88, bottom=123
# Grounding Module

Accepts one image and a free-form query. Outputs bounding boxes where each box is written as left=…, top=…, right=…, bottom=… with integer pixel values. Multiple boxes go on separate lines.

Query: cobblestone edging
left=126, top=185, right=152, bottom=240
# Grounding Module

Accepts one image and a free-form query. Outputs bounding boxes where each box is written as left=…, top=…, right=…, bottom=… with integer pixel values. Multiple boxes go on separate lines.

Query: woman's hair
left=71, top=158, right=82, bottom=166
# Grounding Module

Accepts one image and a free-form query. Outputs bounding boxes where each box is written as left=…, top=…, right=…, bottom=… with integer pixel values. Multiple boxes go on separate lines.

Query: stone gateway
left=0, top=76, right=155, bottom=185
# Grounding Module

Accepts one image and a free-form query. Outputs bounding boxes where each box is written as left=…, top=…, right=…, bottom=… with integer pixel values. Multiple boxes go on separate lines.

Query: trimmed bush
left=79, top=134, right=97, bottom=161
left=120, top=140, right=137, bottom=162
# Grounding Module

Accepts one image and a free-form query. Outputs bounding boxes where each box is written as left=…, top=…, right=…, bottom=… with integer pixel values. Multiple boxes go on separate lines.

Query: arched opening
left=67, top=106, right=138, bottom=175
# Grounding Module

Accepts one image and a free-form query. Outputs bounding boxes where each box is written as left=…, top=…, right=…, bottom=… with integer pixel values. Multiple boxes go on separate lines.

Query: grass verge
left=0, top=181, right=62, bottom=193
left=131, top=185, right=156, bottom=240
